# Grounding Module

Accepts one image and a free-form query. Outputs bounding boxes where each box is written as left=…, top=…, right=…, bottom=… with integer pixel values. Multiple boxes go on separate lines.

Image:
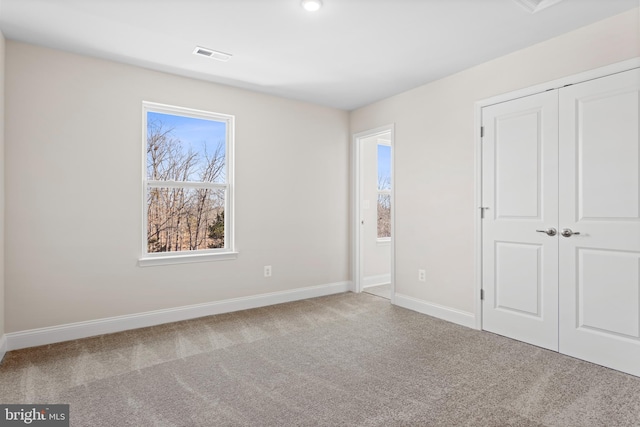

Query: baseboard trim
left=6, top=281, right=351, bottom=351
left=394, top=293, right=475, bottom=329
left=362, top=274, right=391, bottom=288
left=0, top=334, right=7, bottom=364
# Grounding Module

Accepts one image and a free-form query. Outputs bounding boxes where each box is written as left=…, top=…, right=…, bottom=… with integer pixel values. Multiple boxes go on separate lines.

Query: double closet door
left=481, top=68, right=640, bottom=377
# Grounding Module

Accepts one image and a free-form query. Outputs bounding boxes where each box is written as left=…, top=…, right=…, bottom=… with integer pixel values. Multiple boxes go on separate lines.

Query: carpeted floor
left=1, top=292, right=640, bottom=426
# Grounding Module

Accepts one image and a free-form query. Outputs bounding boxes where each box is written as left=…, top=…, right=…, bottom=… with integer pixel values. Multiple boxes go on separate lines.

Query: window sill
left=138, top=251, right=239, bottom=267
left=376, top=238, right=391, bottom=246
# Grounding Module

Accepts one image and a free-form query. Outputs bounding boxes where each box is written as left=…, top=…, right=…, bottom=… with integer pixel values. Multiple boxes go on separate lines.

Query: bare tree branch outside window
left=146, top=114, right=227, bottom=253
left=377, top=175, right=391, bottom=238
left=377, top=144, right=391, bottom=239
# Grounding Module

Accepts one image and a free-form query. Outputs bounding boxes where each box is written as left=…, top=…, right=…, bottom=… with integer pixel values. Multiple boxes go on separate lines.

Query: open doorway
left=353, top=125, right=394, bottom=301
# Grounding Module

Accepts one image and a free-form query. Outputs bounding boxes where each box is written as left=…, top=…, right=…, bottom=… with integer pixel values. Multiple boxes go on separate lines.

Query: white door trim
left=352, top=124, right=396, bottom=303
left=474, top=57, right=640, bottom=331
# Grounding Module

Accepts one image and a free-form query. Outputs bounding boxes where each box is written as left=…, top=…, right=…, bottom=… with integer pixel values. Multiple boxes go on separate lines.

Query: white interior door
left=558, top=68, right=640, bottom=376
left=481, top=91, right=559, bottom=351
left=360, top=133, right=392, bottom=293
left=353, top=125, right=395, bottom=301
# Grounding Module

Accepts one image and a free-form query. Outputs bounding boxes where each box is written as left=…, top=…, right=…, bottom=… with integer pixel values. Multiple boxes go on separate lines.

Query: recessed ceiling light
left=511, top=0, right=564, bottom=13
left=301, top=0, right=322, bottom=12
left=192, top=46, right=232, bottom=62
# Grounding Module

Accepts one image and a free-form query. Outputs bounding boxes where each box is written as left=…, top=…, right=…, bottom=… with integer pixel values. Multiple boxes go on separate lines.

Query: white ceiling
left=0, top=0, right=637, bottom=110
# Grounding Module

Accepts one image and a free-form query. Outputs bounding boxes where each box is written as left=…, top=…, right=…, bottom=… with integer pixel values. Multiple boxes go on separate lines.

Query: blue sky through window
left=378, top=144, right=391, bottom=190
left=147, top=111, right=226, bottom=182
left=148, top=111, right=226, bottom=154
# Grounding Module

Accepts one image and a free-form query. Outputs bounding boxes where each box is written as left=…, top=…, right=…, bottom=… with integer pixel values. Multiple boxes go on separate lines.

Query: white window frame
left=377, top=141, right=391, bottom=243
left=139, top=101, right=237, bottom=267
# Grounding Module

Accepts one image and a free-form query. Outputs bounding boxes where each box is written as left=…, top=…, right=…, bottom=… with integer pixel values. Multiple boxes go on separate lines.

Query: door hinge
left=479, top=206, right=489, bottom=219
left=480, top=126, right=484, bottom=138
left=480, top=289, right=484, bottom=300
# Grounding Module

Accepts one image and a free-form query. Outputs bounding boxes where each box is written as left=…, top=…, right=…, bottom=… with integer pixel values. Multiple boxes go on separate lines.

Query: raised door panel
left=578, top=249, right=640, bottom=339
left=495, top=112, right=542, bottom=219
left=495, top=242, right=542, bottom=317
left=578, top=90, right=639, bottom=220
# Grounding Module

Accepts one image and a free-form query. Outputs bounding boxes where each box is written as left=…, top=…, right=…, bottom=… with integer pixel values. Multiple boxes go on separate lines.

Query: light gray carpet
left=1, top=292, right=640, bottom=426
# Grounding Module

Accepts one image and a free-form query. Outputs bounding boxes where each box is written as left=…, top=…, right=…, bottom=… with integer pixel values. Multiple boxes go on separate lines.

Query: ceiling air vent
left=512, top=0, right=564, bottom=13
left=193, top=46, right=232, bottom=62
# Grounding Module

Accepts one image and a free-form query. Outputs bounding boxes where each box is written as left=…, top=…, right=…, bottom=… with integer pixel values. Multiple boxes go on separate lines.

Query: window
left=377, top=143, right=391, bottom=240
left=139, top=102, right=235, bottom=266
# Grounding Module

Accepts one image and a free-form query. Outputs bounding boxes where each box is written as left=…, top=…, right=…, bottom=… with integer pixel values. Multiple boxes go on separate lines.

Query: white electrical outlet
left=418, top=269, right=426, bottom=282
left=264, top=265, right=272, bottom=277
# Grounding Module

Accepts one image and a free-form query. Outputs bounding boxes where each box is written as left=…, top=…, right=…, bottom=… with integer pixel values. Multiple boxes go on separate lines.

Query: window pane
left=147, top=112, right=226, bottom=183
left=377, top=144, right=391, bottom=190
left=147, top=187, right=225, bottom=253
left=377, top=194, right=391, bottom=239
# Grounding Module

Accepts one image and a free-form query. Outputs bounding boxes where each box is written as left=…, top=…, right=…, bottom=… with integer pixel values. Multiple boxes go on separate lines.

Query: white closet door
left=482, top=91, right=559, bottom=351
left=559, top=68, right=640, bottom=376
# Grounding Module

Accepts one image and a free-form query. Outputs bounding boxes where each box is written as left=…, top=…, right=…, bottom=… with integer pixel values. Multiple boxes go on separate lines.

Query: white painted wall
left=4, top=41, right=350, bottom=333
left=361, top=135, right=390, bottom=283
left=0, top=31, right=6, bottom=355
left=350, top=8, right=640, bottom=316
